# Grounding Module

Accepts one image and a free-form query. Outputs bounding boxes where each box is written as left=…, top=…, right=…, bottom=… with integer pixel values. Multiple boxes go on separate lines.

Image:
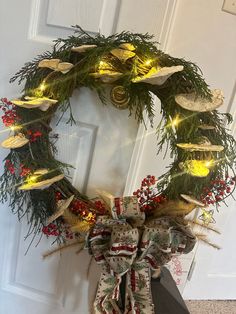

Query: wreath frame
left=0, top=26, right=235, bottom=248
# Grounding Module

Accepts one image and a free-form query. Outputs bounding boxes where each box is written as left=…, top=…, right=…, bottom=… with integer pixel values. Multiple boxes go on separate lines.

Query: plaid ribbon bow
left=88, top=196, right=196, bottom=314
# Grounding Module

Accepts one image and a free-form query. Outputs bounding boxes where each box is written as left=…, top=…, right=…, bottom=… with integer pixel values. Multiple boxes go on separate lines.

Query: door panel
left=0, top=1, right=177, bottom=313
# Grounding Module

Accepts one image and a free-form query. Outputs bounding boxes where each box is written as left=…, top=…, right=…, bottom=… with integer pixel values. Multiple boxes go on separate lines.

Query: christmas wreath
left=1, top=26, right=235, bottom=313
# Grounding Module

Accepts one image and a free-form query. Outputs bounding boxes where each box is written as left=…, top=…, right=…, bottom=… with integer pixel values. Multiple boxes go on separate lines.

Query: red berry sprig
left=27, top=130, right=43, bottom=142
left=201, top=176, right=236, bottom=205
left=5, top=159, right=15, bottom=174
left=69, top=199, right=96, bottom=223
left=94, top=200, right=107, bottom=214
left=64, top=227, right=74, bottom=240
left=42, top=223, right=60, bottom=237
left=55, top=191, right=62, bottom=201
left=133, top=175, right=166, bottom=212
left=19, top=164, right=31, bottom=177
left=0, top=98, right=20, bottom=127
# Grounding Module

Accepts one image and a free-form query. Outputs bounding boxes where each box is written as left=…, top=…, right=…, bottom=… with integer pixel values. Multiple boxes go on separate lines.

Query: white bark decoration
left=38, top=58, right=61, bottom=69
left=110, top=48, right=136, bottom=62
left=198, top=124, right=216, bottom=130
left=38, top=59, right=73, bottom=74
left=175, top=89, right=224, bottom=112
left=71, top=45, right=97, bottom=53
left=119, top=43, right=136, bottom=51
left=180, top=194, right=205, bottom=207
left=46, top=195, right=75, bottom=225
left=12, top=97, right=58, bottom=111
left=132, top=65, right=184, bottom=85
left=90, top=70, right=123, bottom=83
left=177, top=142, right=224, bottom=152
left=1, top=133, right=29, bottom=149
left=19, top=174, right=64, bottom=190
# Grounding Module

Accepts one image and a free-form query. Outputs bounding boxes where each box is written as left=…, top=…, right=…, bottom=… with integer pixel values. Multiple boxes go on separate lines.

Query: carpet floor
left=186, top=300, right=236, bottom=314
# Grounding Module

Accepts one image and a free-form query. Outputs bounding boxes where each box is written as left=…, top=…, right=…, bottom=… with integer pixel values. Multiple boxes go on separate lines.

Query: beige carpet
left=186, top=301, right=236, bottom=314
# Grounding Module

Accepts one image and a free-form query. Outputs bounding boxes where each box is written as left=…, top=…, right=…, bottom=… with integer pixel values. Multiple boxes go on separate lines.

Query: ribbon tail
left=124, top=264, right=155, bottom=314
left=94, top=272, right=122, bottom=314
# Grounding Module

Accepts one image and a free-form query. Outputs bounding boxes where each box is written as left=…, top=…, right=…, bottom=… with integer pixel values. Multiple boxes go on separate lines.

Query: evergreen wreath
left=0, top=26, right=235, bottom=250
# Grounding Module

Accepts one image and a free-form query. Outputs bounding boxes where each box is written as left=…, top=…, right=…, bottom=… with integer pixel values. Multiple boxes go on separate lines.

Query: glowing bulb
left=144, top=59, right=152, bottom=66
left=10, top=125, right=22, bottom=131
left=205, top=160, right=214, bottom=168
left=99, top=61, right=105, bottom=67
left=180, top=160, right=210, bottom=177
left=39, top=82, right=46, bottom=92
left=172, top=116, right=180, bottom=127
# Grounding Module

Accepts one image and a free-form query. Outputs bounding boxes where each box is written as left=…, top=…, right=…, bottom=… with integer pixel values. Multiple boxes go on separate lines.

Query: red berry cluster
left=94, top=200, right=107, bottom=214
left=42, top=223, right=60, bottom=236
left=201, top=176, right=236, bottom=205
left=64, top=227, right=74, bottom=240
left=70, top=199, right=96, bottom=223
left=0, top=98, right=20, bottom=127
left=133, top=175, right=166, bottom=212
left=27, top=130, right=42, bottom=142
left=55, top=191, right=62, bottom=201
left=5, top=159, right=15, bottom=174
left=20, top=164, right=31, bottom=177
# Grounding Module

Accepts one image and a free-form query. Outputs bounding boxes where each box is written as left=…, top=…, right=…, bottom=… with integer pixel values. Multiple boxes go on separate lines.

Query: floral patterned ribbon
left=88, top=196, right=196, bottom=314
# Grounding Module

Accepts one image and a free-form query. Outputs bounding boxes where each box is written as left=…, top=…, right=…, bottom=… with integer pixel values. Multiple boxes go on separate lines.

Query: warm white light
left=144, top=59, right=152, bottom=66
left=27, top=175, right=38, bottom=184
left=172, top=116, right=180, bottom=127
left=205, top=160, right=215, bottom=168
left=99, top=61, right=105, bottom=67
left=205, top=161, right=211, bottom=167
left=10, top=125, right=22, bottom=131
left=39, top=82, right=46, bottom=92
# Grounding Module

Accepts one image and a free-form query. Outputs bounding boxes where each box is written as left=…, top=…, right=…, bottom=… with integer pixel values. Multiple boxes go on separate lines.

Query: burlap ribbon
left=88, top=196, right=196, bottom=314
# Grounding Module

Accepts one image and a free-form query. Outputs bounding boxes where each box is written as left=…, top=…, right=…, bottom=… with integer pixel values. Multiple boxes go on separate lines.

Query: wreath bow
left=88, top=196, right=196, bottom=314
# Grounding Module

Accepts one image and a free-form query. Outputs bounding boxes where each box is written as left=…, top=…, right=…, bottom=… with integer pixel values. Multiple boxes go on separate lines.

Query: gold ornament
left=110, top=86, right=130, bottom=109
left=132, top=65, right=184, bottom=85
left=11, top=97, right=58, bottom=111
left=1, top=133, right=29, bottom=149
left=175, top=89, right=223, bottom=112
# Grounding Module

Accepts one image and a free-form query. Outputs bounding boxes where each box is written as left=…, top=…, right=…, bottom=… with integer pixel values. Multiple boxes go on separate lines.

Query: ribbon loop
left=89, top=196, right=196, bottom=313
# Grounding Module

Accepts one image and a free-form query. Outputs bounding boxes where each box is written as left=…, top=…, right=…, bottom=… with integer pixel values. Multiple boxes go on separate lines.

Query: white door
left=0, top=1, right=176, bottom=313
left=127, top=0, right=236, bottom=300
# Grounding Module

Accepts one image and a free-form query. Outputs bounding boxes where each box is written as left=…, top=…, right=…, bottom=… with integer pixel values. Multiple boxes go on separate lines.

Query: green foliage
left=1, top=26, right=235, bottom=246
